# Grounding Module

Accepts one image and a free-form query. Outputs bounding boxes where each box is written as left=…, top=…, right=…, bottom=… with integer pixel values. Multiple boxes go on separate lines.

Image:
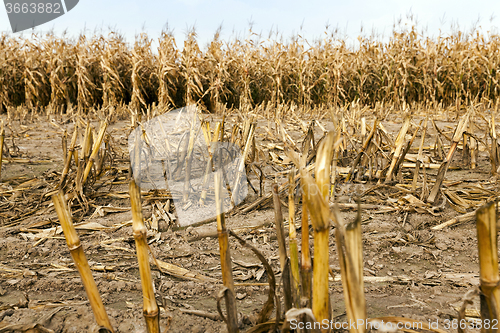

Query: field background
left=1, top=26, right=499, bottom=115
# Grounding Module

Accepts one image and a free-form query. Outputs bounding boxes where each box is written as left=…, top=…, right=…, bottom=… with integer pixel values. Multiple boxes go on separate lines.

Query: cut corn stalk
left=335, top=204, right=367, bottom=333
left=52, top=191, right=114, bottom=332
left=300, top=187, right=312, bottom=308
left=428, top=110, right=470, bottom=203
left=214, top=146, right=239, bottom=333
left=385, top=116, right=411, bottom=183
left=476, top=201, right=500, bottom=332
left=412, top=116, right=428, bottom=192
left=299, top=131, right=335, bottom=332
left=82, top=121, right=108, bottom=186
left=272, top=182, right=292, bottom=311
left=346, top=119, right=378, bottom=182
left=200, top=122, right=221, bottom=205
left=59, top=125, right=78, bottom=188
left=288, top=169, right=300, bottom=308
left=231, top=123, right=255, bottom=206
left=129, top=180, right=160, bottom=333
left=0, top=121, right=4, bottom=182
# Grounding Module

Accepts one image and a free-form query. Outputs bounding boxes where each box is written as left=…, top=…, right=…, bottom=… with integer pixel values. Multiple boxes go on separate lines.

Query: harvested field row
left=1, top=102, right=500, bottom=332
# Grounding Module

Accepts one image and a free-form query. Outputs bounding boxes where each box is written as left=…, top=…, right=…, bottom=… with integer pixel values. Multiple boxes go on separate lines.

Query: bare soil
left=0, top=111, right=495, bottom=332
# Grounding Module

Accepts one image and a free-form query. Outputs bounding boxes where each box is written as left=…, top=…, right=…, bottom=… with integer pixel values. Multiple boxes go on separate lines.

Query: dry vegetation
left=2, top=25, right=500, bottom=333
left=0, top=26, right=500, bottom=114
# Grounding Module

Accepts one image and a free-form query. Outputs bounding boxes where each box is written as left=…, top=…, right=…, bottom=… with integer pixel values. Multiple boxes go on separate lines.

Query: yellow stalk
left=52, top=191, right=114, bottom=332
left=300, top=186, right=312, bottom=306
left=476, top=201, right=500, bottom=333
left=300, top=132, right=335, bottom=332
left=200, top=122, right=221, bottom=205
left=0, top=121, right=4, bottom=182
left=385, top=115, right=411, bottom=182
left=300, top=172, right=331, bottom=332
left=59, top=125, right=78, bottom=188
left=339, top=205, right=367, bottom=333
left=412, top=116, right=428, bottom=192
left=129, top=180, right=160, bottom=333
left=82, top=121, right=108, bottom=186
left=231, top=123, right=255, bottom=205
left=215, top=146, right=239, bottom=333
left=428, top=110, right=470, bottom=203
left=288, top=170, right=300, bottom=307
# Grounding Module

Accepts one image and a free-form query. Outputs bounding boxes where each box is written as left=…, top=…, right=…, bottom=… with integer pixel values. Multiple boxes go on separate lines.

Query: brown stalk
left=214, top=146, right=239, bottom=333
left=346, top=119, right=378, bottom=182
left=392, top=120, right=421, bottom=180
left=412, top=116, right=428, bottom=192
left=385, top=116, right=411, bottom=183
left=272, top=183, right=288, bottom=273
left=272, top=182, right=292, bottom=312
left=288, top=170, right=300, bottom=308
left=490, top=112, right=499, bottom=174
left=231, top=123, right=255, bottom=206
left=0, top=121, right=4, bottom=182
left=200, top=122, right=221, bottom=205
left=52, top=191, right=114, bottom=332
left=183, top=116, right=198, bottom=203
left=62, top=129, right=68, bottom=164
left=299, top=132, right=335, bottom=332
left=59, top=126, right=79, bottom=188
left=428, top=110, right=470, bottom=204
left=300, top=187, right=312, bottom=308
left=129, top=180, right=160, bottom=333
left=82, top=121, right=108, bottom=186
left=476, top=201, right=500, bottom=333
left=336, top=204, right=367, bottom=333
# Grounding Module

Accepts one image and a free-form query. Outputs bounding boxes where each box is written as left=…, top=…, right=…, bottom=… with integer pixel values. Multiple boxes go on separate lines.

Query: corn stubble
left=52, top=191, right=114, bottom=332
left=129, top=180, right=160, bottom=333
left=476, top=201, right=500, bottom=332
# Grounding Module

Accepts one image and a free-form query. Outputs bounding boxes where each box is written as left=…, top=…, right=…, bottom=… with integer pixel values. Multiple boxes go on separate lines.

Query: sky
left=0, top=0, right=499, bottom=49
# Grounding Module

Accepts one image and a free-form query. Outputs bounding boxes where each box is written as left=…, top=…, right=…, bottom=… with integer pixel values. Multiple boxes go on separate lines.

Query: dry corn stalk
left=300, top=186, right=312, bottom=308
left=0, top=121, right=4, bottom=181
left=200, top=122, right=221, bottom=205
left=476, top=201, right=500, bottom=333
left=183, top=113, right=198, bottom=203
left=490, top=112, right=500, bottom=174
left=299, top=131, right=335, bottom=332
left=346, top=119, right=378, bottom=182
left=385, top=116, right=410, bottom=183
left=231, top=123, right=255, bottom=206
left=428, top=110, right=470, bottom=203
left=214, top=146, right=239, bottom=333
left=59, top=125, right=79, bottom=188
left=272, top=182, right=292, bottom=312
left=288, top=169, right=300, bottom=308
left=335, top=204, right=367, bottom=333
left=82, top=121, right=108, bottom=186
left=52, top=191, right=114, bottom=332
left=129, top=180, right=160, bottom=333
left=412, top=116, right=428, bottom=192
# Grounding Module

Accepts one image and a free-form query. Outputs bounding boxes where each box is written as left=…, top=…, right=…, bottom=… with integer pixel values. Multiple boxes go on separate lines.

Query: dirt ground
left=0, top=110, right=496, bottom=332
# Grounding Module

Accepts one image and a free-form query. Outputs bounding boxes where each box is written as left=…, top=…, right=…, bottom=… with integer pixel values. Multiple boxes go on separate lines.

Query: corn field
left=1, top=27, right=500, bottom=113
left=3, top=24, right=500, bottom=333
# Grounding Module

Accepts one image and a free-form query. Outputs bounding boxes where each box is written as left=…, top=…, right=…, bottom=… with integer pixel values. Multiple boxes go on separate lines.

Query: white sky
left=1, top=0, right=499, bottom=48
